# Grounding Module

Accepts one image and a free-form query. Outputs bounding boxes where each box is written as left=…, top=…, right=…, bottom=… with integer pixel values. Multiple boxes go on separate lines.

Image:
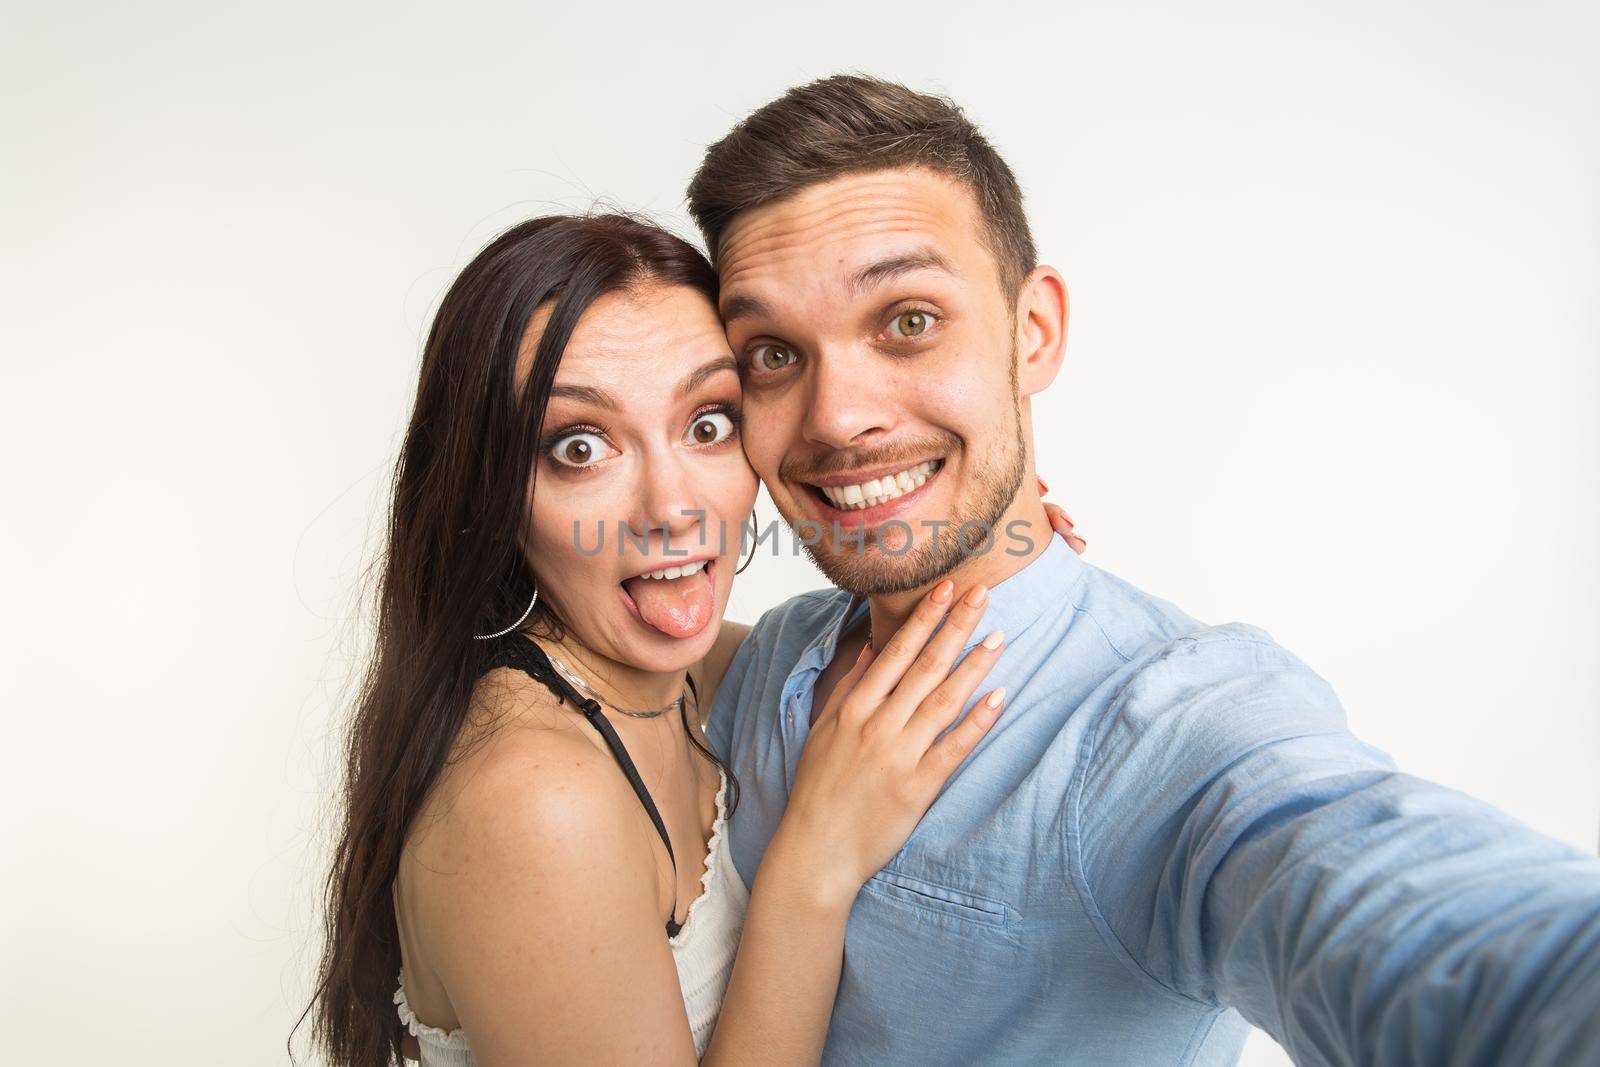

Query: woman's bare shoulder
left=396, top=671, right=692, bottom=1062
left=407, top=667, right=648, bottom=879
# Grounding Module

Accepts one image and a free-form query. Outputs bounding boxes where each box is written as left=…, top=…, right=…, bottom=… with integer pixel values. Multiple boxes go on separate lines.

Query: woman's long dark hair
left=299, top=214, right=739, bottom=1067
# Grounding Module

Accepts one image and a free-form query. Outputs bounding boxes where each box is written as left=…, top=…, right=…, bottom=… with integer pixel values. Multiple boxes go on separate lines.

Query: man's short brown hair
left=687, top=74, right=1038, bottom=297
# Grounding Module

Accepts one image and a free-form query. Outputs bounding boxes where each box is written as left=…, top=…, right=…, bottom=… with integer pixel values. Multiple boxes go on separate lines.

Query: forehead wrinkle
left=720, top=168, right=976, bottom=273
left=721, top=214, right=959, bottom=305
left=551, top=291, right=728, bottom=404
left=720, top=194, right=983, bottom=316
left=724, top=203, right=949, bottom=277
left=735, top=196, right=947, bottom=251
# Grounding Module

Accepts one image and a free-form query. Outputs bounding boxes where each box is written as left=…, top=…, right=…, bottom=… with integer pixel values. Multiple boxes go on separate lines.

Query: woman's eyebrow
left=548, top=382, right=619, bottom=409
left=549, top=357, right=738, bottom=410
left=675, top=355, right=739, bottom=399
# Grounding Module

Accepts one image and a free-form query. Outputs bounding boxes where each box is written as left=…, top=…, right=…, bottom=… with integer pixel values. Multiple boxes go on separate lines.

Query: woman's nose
left=629, top=455, right=708, bottom=550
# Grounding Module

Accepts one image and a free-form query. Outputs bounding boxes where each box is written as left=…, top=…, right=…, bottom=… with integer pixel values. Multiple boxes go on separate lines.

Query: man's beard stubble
left=787, top=346, right=1029, bottom=597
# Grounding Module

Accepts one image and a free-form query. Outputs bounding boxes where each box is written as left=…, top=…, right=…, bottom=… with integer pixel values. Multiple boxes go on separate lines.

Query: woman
left=306, top=214, right=1084, bottom=1065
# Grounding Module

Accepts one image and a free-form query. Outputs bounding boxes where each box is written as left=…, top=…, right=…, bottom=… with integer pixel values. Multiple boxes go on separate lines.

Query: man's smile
left=796, top=458, right=946, bottom=528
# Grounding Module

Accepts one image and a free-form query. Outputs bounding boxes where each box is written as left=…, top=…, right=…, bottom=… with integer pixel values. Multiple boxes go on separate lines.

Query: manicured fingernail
left=985, top=688, right=1006, bottom=709
left=964, top=584, right=988, bottom=607
left=981, top=630, right=1004, bottom=650
left=931, top=579, right=954, bottom=604
left=1038, top=477, right=1050, bottom=494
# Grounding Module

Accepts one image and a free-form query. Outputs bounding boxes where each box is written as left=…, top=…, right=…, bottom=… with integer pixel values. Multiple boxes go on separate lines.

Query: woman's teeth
left=818, top=460, right=939, bottom=511
left=635, top=559, right=709, bottom=581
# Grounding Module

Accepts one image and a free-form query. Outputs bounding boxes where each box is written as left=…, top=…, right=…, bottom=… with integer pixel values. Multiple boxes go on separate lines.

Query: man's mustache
left=779, top=434, right=960, bottom=484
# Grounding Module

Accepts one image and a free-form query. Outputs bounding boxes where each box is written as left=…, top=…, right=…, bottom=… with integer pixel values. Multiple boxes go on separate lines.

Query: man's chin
left=769, top=484, right=996, bottom=596
left=800, top=536, right=964, bottom=598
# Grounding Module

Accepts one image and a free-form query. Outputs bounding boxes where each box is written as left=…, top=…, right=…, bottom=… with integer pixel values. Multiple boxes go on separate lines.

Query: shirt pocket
left=858, top=865, right=1020, bottom=943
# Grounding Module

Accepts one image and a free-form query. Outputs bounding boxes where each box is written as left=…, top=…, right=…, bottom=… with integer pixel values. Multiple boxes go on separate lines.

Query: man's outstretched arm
left=1074, top=626, right=1600, bottom=1066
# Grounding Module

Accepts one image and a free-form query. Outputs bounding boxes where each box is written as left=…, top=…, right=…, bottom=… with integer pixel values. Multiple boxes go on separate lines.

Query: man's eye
left=888, top=310, right=935, bottom=338
left=689, top=411, right=736, bottom=446
left=750, top=343, right=798, bottom=372
left=549, top=431, right=614, bottom=468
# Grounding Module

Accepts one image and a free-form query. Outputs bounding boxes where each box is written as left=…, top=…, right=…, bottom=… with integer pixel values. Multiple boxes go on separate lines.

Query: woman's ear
left=1014, top=265, right=1068, bottom=398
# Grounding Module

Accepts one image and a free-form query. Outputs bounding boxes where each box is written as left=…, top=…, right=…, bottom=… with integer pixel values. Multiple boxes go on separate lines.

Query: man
left=692, top=75, right=1600, bottom=1065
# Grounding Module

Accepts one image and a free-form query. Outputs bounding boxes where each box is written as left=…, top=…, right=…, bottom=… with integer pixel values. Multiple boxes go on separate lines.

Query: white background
left=3, top=2, right=1596, bottom=1064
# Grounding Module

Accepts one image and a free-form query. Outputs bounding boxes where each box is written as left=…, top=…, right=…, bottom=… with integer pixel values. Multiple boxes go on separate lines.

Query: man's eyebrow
left=719, top=250, right=957, bottom=325
left=849, top=248, right=958, bottom=295
left=675, top=355, right=739, bottom=398
left=719, top=292, right=773, bottom=326
left=548, top=383, right=619, bottom=409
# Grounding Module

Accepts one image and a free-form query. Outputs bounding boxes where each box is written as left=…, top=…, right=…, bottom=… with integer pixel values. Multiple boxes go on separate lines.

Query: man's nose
left=801, top=344, right=895, bottom=449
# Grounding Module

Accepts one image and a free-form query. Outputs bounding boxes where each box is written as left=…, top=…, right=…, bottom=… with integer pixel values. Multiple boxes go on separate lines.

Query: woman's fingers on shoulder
left=1041, top=501, right=1087, bottom=554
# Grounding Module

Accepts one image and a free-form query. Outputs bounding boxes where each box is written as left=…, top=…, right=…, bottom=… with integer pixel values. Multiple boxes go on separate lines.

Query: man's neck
left=863, top=501, right=1053, bottom=654
left=810, top=501, right=1053, bottom=727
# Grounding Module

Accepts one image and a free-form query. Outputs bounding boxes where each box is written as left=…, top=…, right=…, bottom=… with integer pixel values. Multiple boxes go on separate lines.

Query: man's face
left=718, top=166, right=1029, bottom=596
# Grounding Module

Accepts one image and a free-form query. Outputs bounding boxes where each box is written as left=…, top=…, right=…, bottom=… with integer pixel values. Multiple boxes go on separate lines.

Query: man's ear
left=1014, top=265, right=1068, bottom=398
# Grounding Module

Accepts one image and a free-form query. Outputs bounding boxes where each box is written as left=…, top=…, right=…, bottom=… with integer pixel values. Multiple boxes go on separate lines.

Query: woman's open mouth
left=618, top=557, right=717, bottom=639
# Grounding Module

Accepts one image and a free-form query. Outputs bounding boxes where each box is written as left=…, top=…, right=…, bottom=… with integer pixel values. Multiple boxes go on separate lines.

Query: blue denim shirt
left=706, top=533, right=1600, bottom=1065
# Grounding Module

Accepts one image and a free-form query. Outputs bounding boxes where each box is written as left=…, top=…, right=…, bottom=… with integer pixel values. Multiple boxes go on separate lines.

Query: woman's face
left=518, top=282, right=758, bottom=674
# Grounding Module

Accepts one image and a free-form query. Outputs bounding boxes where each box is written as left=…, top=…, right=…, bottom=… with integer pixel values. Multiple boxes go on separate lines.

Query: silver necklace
left=546, top=652, right=685, bottom=719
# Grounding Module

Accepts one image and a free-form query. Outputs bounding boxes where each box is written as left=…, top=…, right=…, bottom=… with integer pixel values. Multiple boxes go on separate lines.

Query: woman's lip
left=622, top=554, right=719, bottom=581
left=800, top=462, right=942, bottom=530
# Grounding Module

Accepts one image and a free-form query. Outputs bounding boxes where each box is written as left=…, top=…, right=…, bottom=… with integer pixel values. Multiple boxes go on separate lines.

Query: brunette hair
left=296, top=213, right=736, bottom=1067
left=687, top=73, right=1038, bottom=295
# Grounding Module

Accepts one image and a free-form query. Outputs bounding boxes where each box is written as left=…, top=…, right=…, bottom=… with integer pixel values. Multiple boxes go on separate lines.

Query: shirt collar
left=810, top=531, right=1086, bottom=668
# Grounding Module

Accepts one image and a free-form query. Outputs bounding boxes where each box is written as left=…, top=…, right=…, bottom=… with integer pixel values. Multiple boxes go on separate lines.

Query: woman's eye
left=750, top=343, right=798, bottom=372
left=549, top=431, right=613, bottom=468
left=689, top=411, right=736, bottom=446
left=888, top=310, right=934, bottom=338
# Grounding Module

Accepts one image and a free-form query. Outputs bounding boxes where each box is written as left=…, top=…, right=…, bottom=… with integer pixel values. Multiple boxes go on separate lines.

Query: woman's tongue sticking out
left=622, top=565, right=715, bottom=639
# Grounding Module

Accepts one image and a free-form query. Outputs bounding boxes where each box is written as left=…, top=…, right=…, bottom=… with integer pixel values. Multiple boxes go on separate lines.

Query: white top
left=394, top=768, right=748, bottom=1063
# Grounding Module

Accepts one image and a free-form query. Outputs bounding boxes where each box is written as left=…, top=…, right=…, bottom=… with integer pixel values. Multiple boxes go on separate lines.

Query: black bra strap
left=485, top=637, right=684, bottom=936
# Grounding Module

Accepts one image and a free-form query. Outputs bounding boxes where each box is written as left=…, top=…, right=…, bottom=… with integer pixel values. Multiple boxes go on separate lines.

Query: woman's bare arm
left=414, top=726, right=704, bottom=1065
left=416, top=580, right=1003, bottom=1066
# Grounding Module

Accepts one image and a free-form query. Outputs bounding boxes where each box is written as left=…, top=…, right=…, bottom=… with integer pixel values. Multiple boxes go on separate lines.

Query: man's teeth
left=635, top=559, right=709, bottom=581
left=818, top=460, right=939, bottom=511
